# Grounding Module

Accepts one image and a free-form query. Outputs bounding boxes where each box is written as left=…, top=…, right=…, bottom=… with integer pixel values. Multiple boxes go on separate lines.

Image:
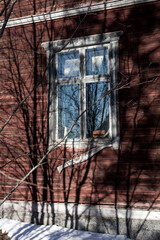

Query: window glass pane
left=58, top=51, right=80, bottom=78
left=58, top=84, right=80, bottom=139
left=86, top=82, right=109, bottom=138
left=85, top=47, right=109, bottom=76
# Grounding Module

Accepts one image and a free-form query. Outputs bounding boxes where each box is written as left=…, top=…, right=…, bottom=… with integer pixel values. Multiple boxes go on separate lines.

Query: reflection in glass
left=86, top=47, right=109, bottom=76
left=86, top=82, right=109, bottom=138
left=58, top=51, right=80, bottom=78
left=58, top=84, right=80, bottom=139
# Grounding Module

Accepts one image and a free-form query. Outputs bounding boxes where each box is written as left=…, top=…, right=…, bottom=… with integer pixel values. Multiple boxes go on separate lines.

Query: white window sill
left=56, top=138, right=119, bottom=173
left=49, top=137, right=119, bottom=150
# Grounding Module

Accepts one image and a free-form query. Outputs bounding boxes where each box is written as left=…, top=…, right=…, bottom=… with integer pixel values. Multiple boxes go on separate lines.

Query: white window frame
left=42, top=31, right=123, bottom=150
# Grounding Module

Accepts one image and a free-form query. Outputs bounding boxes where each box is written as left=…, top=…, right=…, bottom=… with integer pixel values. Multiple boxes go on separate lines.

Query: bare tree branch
left=0, top=78, right=136, bottom=206
left=0, top=73, right=158, bottom=206
left=0, top=0, right=93, bottom=134
left=0, top=0, right=18, bottom=37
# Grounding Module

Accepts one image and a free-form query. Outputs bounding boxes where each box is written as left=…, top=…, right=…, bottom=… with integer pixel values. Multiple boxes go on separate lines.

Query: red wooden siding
left=0, top=0, right=105, bottom=20
left=0, top=1, right=160, bottom=210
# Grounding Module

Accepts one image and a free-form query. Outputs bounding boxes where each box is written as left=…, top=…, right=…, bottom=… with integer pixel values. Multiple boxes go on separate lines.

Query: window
left=42, top=31, right=123, bottom=149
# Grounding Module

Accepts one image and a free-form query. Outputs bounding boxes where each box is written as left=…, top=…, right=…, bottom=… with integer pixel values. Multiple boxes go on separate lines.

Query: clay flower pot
left=93, top=130, right=105, bottom=138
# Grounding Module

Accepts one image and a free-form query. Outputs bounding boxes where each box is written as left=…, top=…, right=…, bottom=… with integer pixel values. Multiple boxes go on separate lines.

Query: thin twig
left=0, top=0, right=93, bottom=134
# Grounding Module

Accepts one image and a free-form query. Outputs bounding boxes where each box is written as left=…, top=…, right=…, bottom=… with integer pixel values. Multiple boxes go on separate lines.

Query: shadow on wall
left=0, top=1, right=160, bottom=240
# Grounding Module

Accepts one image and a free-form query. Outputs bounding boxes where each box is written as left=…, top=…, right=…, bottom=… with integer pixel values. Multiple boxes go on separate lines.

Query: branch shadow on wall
left=0, top=1, right=160, bottom=240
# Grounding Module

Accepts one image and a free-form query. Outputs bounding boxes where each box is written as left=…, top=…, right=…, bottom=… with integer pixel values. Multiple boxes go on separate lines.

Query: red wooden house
left=0, top=0, right=160, bottom=239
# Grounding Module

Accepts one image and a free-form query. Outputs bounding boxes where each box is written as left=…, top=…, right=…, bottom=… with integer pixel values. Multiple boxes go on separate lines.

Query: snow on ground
left=0, top=218, right=132, bottom=240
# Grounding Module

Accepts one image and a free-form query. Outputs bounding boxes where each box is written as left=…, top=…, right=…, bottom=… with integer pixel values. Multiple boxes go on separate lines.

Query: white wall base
left=0, top=201, right=160, bottom=240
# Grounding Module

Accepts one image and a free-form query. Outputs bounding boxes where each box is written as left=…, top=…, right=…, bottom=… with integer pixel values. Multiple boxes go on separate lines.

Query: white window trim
left=42, top=31, right=123, bottom=150
left=57, top=142, right=112, bottom=173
